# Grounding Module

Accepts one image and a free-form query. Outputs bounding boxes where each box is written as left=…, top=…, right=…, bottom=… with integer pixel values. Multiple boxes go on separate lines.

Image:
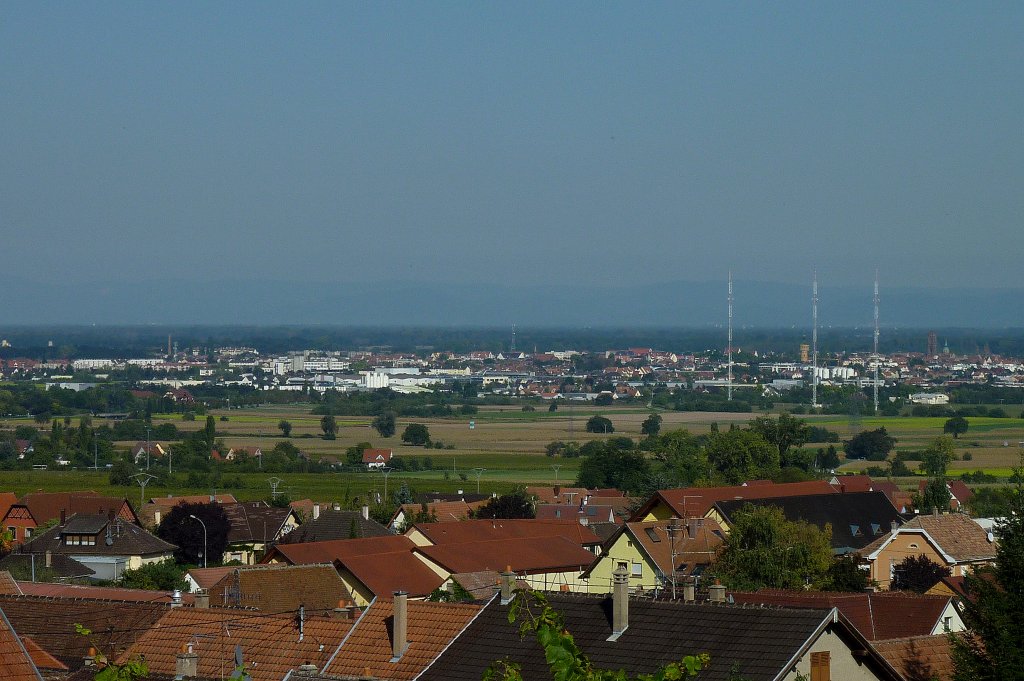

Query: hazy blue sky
left=3, top=2, right=1023, bottom=293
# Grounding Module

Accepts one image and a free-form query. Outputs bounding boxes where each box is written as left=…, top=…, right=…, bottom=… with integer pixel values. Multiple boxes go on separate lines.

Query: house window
left=810, top=651, right=830, bottom=681
left=84, top=535, right=96, bottom=546
left=631, top=562, right=642, bottom=577
left=944, top=616, right=952, bottom=631
left=23, top=528, right=31, bottom=539
left=7, top=527, right=15, bottom=540
left=908, top=543, right=919, bottom=549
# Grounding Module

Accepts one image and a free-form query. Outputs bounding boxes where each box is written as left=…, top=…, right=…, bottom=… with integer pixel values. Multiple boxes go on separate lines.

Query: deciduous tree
left=401, top=423, right=431, bottom=446
left=157, top=502, right=230, bottom=566
left=890, top=555, right=950, bottom=593
left=844, top=427, right=897, bottom=461
left=943, top=416, right=969, bottom=439
left=372, top=411, right=397, bottom=438
left=640, top=413, right=662, bottom=437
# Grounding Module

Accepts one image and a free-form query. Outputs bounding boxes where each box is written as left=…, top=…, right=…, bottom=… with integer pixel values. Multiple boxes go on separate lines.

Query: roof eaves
left=770, top=608, right=838, bottom=681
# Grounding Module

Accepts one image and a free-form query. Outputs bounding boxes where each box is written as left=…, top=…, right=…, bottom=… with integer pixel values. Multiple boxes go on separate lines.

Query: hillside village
left=0, top=473, right=1014, bottom=680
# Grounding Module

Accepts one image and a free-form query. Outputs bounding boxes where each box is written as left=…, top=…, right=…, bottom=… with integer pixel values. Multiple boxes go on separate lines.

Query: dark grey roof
left=60, top=514, right=109, bottom=535
left=222, top=502, right=294, bottom=544
left=713, top=491, right=904, bottom=553
left=19, top=514, right=176, bottom=558
left=420, top=594, right=899, bottom=681
left=278, top=510, right=391, bottom=544
left=0, top=554, right=95, bottom=580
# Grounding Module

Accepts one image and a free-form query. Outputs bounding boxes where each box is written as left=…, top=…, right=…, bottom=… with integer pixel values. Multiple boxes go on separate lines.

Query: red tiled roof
left=185, top=566, right=237, bottom=590
left=0, top=605, right=41, bottom=681
left=0, top=571, right=22, bottom=595
left=874, top=634, right=955, bottom=681
left=15, top=493, right=137, bottom=525
left=396, top=500, right=484, bottom=524
left=19, top=636, right=65, bottom=672
left=728, top=590, right=953, bottom=641
left=324, top=599, right=482, bottom=681
left=830, top=475, right=875, bottom=493
left=362, top=448, right=393, bottom=464
left=208, top=564, right=352, bottom=615
left=337, top=551, right=445, bottom=599
left=862, top=513, right=997, bottom=563
left=415, top=536, right=596, bottom=575
left=266, top=534, right=414, bottom=565
left=411, top=519, right=602, bottom=547
left=117, top=608, right=353, bottom=681
left=14, top=582, right=194, bottom=605
left=633, top=481, right=838, bottom=520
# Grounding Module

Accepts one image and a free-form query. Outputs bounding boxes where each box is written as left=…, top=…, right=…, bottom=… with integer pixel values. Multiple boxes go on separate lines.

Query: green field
left=4, top=404, right=1024, bottom=502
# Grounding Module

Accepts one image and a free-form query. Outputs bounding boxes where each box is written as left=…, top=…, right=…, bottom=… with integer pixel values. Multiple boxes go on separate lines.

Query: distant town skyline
left=3, top=4, right=1023, bottom=314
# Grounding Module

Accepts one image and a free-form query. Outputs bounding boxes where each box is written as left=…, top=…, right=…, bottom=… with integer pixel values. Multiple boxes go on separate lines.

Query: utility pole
left=812, top=270, right=819, bottom=410
left=551, top=464, right=561, bottom=485
left=873, top=269, right=880, bottom=414
left=727, top=271, right=733, bottom=401
left=132, top=473, right=156, bottom=514
left=145, top=426, right=151, bottom=471
left=472, top=467, right=485, bottom=494
left=380, top=467, right=393, bottom=501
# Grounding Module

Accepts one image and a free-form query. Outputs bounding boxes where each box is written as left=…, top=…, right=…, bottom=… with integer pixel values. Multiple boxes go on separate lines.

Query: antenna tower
left=811, top=270, right=819, bottom=409
left=727, top=271, right=733, bottom=401
left=873, top=270, right=880, bottom=414
left=510, top=324, right=516, bottom=353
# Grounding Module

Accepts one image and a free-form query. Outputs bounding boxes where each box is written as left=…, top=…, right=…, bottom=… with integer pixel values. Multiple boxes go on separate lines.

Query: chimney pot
left=499, top=570, right=515, bottom=605
left=682, top=581, right=695, bottom=602
left=391, top=592, right=409, bottom=661
left=60, top=509, right=66, bottom=526
left=312, top=504, right=320, bottom=520
left=175, top=646, right=199, bottom=678
left=45, top=550, right=52, bottom=568
left=194, top=591, right=209, bottom=609
left=360, top=504, right=369, bottom=520
left=709, top=583, right=726, bottom=603
left=609, top=562, right=629, bottom=639
left=890, top=520, right=899, bottom=534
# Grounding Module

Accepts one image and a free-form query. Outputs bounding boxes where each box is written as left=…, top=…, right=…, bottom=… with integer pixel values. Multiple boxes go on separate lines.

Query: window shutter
left=810, top=651, right=830, bottom=681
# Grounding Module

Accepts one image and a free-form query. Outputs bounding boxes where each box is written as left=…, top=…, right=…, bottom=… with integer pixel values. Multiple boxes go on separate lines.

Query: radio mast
left=812, top=270, right=819, bottom=409
left=873, top=270, right=880, bottom=414
left=727, top=271, right=733, bottom=401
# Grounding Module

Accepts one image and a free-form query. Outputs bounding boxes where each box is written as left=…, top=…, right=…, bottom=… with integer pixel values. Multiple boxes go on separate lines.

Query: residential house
left=278, top=506, right=391, bottom=543
left=526, top=485, right=590, bottom=505
left=2, top=493, right=138, bottom=545
left=405, top=518, right=603, bottom=553
left=207, top=563, right=353, bottom=616
left=0, top=553, right=95, bottom=581
left=915, top=480, right=975, bottom=512
left=728, top=590, right=965, bottom=640
left=419, top=579, right=903, bottom=681
left=221, top=501, right=300, bottom=564
left=860, top=512, right=997, bottom=589
left=16, top=512, right=176, bottom=580
left=183, top=565, right=237, bottom=593
left=264, top=535, right=444, bottom=606
left=389, top=499, right=487, bottom=531
left=129, top=441, right=166, bottom=465
left=630, top=480, right=838, bottom=522
left=116, top=606, right=353, bottom=681
left=580, top=518, right=724, bottom=595
left=363, top=447, right=393, bottom=469
left=317, top=594, right=482, bottom=681
left=711, top=491, right=905, bottom=555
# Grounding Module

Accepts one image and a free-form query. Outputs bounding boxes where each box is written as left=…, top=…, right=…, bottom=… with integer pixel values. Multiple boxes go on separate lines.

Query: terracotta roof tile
left=411, top=519, right=601, bottom=547
left=728, top=590, right=953, bottom=641
left=20, top=514, right=176, bottom=558
left=16, top=493, right=138, bottom=525
left=608, top=519, right=724, bottom=577
left=14, top=582, right=193, bottom=604
left=415, top=536, right=597, bottom=576
left=208, top=564, right=352, bottom=615
left=336, top=552, right=445, bottom=599
left=634, top=481, right=838, bottom=520
left=862, top=513, right=997, bottom=562
left=324, top=599, right=482, bottom=680
left=186, top=566, right=238, bottom=590
left=874, top=634, right=955, bottom=681
left=0, top=570, right=22, bottom=595
left=267, top=535, right=414, bottom=565
left=118, top=608, right=353, bottom=681
left=0, top=605, right=42, bottom=681
left=0, top=595, right=167, bottom=668
left=397, top=500, right=484, bottom=524
left=19, top=635, right=66, bottom=671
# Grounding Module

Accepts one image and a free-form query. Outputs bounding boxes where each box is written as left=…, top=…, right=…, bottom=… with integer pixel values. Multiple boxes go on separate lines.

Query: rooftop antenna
left=727, top=271, right=733, bottom=402
left=873, top=269, right=880, bottom=414
left=811, top=270, right=819, bottom=410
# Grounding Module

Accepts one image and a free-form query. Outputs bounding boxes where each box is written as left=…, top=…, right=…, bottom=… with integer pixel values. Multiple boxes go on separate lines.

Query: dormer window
left=850, top=524, right=863, bottom=537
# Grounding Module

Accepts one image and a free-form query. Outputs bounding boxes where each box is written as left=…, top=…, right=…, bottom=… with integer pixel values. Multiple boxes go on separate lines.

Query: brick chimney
left=295, top=662, right=319, bottom=676
left=608, top=562, right=629, bottom=640
left=175, top=643, right=199, bottom=679
left=45, top=550, right=52, bottom=568
left=682, top=580, right=695, bottom=603
left=194, top=591, right=209, bottom=609
left=391, top=592, right=409, bottom=661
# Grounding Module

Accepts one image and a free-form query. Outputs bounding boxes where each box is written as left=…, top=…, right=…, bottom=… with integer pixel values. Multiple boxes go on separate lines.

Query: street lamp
left=188, top=514, right=208, bottom=568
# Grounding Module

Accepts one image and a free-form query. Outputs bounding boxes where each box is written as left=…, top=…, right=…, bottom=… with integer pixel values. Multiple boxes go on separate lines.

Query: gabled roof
left=414, top=536, right=596, bottom=575
left=0, top=570, right=21, bottom=595
left=862, top=513, right=996, bottom=563
left=0, top=493, right=18, bottom=523
left=0, top=604, right=42, bottom=681
left=535, top=503, right=620, bottom=525
left=0, top=554, right=95, bottom=580
left=631, top=480, right=838, bottom=521
left=117, top=608, right=353, bottom=681
left=222, top=502, right=295, bottom=544
left=728, top=590, right=956, bottom=641
left=278, top=509, right=392, bottom=543
left=323, top=599, right=483, bottom=681
left=419, top=594, right=901, bottom=681
left=140, top=494, right=238, bottom=527
left=19, top=636, right=66, bottom=672
left=586, top=519, right=724, bottom=579
left=713, top=491, right=904, bottom=553
left=0, top=595, right=167, bottom=668
left=394, top=500, right=484, bottom=525
left=525, top=486, right=590, bottom=504
left=335, top=551, right=445, bottom=599
left=11, top=493, right=138, bottom=526
left=19, top=514, right=176, bottom=558
left=411, top=518, right=602, bottom=547
left=14, top=582, right=194, bottom=604
left=362, top=448, right=393, bottom=464
left=874, top=634, right=955, bottom=681
left=185, top=565, right=237, bottom=590
left=208, top=564, right=352, bottom=615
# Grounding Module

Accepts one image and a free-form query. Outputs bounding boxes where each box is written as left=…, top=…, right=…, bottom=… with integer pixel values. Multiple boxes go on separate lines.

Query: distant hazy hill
left=1, top=278, right=1021, bottom=327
